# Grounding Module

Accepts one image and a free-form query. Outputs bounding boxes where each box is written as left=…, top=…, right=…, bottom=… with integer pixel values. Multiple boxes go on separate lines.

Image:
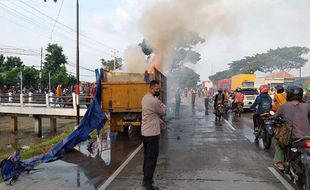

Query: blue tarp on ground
left=0, top=69, right=107, bottom=184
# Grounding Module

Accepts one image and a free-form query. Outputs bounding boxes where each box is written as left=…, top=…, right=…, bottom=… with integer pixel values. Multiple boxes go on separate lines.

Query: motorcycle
left=223, top=100, right=230, bottom=114
left=233, top=102, right=243, bottom=117
left=273, top=118, right=310, bottom=189
left=215, top=103, right=225, bottom=121
left=254, top=112, right=274, bottom=149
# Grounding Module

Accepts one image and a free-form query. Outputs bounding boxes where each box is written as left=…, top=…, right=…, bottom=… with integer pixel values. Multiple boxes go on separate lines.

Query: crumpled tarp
left=0, top=69, right=107, bottom=184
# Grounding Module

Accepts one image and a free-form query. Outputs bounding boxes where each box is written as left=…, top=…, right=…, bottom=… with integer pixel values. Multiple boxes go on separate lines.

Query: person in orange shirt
left=55, top=83, right=63, bottom=107
left=56, top=83, right=62, bottom=96
left=232, top=88, right=245, bottom=110
left=272, top=85, right=287, bottom=112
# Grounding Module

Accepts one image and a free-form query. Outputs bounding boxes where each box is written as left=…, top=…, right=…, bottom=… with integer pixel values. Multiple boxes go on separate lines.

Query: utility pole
left=40, top=47, right=43, bottom=93
left=20, top=71, right=23, bottom=94
left=76, top=0, right=80, bottom=125
left=299, top=66, right=302, bottom=87
left=49, top=72, right=51, bottom=93
left=44, top=0, right=80, bottom=125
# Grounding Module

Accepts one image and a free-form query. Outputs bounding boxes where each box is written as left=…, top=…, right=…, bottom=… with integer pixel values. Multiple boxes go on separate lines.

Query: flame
left=148, top=54, right=162, bottom=73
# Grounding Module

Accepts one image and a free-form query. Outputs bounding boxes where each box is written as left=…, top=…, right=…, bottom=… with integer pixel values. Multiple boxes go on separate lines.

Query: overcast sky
left=0, top=0, right=310, bottom=82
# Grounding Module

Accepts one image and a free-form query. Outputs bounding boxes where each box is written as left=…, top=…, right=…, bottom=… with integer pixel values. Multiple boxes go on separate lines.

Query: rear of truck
left=101, top=69, right=166, bottom=132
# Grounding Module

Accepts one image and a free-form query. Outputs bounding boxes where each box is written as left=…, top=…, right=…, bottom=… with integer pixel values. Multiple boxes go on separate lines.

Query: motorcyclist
left=273, top=86, right=310, bottom=170
left=223, top=89, right=229, bottom=110
left=232, top=88, right=244, bottom=111
left=272, top=85, right=287, bottom=112
left=304, top=86, right=310, bottom=106
left=214, top=88, right=225, bottom=113
left=250, top=84, right=272, bottom=134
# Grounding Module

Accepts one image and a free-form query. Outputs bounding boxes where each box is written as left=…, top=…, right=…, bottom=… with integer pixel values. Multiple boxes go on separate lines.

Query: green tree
left=169, top=66, right=200, bottom=88
left=209, top=70, right=232, bottom=84
left=0, top=54, right=5, bottom=67
left=210, top=46, right=310, bottom=84
left=4, top=56, right=23, bottom=70
left=44, top=43, right=67, bottom=73
left=42, top=43, right=73, bottom=90
left=259, top=47, right=309, bottom=72
left=22, top=66, right=40, bottom=89
left=101, top=58, right=122, bottom=71
left=0, top=75, right=4, bottom=88
left=4, top=67, right=21, bottom=87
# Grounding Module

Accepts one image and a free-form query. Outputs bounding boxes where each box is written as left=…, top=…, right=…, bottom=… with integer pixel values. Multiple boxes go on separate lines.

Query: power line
left=0, top=0, right=115, bottom=55
left=50, top=0, right=64, bottom=40
left=0, top=2, right=53, bottom=32
left=18, top=0, right=118, bottom=53
left=66, top=61, right=95, bottom=73
left=0, top=51, right=40, bottom=56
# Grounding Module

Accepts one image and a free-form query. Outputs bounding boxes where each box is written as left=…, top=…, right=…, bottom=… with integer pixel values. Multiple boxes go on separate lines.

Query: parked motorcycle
left=254, top=112, right=274, bottom=149
left=273, top=118, right=310, bottom=189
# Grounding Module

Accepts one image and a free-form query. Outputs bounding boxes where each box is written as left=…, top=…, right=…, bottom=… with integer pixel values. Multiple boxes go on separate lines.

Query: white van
left=240, top=88, right=259, bottom=109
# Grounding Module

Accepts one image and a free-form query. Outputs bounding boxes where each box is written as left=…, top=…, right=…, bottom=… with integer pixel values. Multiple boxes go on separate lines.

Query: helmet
left=218, top=88, right=223, bottom=94
left=286, top=86, right=303, bottom=102
left=259, top=84, right=269, bottom=94
left=236, top=88, right=241, bottom=92
left=275, top=85, right=284, bottom=93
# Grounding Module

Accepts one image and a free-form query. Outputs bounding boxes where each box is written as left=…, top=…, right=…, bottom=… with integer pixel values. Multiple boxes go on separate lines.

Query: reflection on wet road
left=108, top=98, right=287, bottom=190
left=0, top=97, right=292, bottom=190
left=63, top=130, right=142, bottom=189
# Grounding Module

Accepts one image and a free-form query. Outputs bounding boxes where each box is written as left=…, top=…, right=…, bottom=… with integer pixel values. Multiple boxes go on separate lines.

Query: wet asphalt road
left=107, top=98, right=286, bottom=190
left=0, top=97, right=289, bottom=190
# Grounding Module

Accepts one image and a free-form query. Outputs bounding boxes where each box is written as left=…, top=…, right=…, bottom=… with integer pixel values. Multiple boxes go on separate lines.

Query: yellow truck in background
left=231, top=74, right=258, bottom=109
left=101, top=69, right=167, bottom=132
left=231, top=74, right=256, bottom=90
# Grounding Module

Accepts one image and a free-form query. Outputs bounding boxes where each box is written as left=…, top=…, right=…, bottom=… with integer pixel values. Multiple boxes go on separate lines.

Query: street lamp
left=45, top=0, right=80, bottom=125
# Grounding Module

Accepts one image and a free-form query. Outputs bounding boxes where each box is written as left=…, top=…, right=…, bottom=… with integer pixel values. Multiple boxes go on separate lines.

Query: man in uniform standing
left=141, top=80, right=166, bottom=190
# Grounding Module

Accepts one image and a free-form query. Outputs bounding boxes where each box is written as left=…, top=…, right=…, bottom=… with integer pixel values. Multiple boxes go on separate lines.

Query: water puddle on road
left=0, top=115, right=142, bottom=189
left=62, top=128, right=142, bottom=189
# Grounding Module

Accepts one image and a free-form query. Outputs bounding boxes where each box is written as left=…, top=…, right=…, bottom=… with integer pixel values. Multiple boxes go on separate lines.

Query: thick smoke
left=139, top=0, right=235, bottom=71
left=123, top=45, right=149, bottom=73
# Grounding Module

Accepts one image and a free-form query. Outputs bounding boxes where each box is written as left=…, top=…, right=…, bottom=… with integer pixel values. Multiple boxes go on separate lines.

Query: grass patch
left=0, top=121, right=110, bottom=161
left=0, top=128, right=74, bottom=162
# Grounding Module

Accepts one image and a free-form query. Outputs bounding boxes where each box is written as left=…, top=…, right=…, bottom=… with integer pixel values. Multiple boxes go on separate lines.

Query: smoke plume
left=123, top=45, right=149, bottom=73
left=139, top=0, right=235, bottom=71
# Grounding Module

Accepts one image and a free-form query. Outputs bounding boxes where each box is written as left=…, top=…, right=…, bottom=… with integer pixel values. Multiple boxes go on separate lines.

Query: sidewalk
left=107, top=100, right=284, bottom=190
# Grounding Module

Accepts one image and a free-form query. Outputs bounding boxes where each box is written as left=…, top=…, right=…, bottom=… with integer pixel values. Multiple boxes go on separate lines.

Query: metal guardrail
left=0, top=93, right=93, bottom=108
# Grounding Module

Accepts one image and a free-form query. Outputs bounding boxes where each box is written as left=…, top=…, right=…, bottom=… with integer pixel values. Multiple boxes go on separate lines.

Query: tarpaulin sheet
left=0, top=69, right=106, bottom=183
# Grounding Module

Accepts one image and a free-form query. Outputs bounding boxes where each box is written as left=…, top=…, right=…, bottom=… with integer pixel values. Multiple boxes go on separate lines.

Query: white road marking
left=268, top=167, right=294, bottom=190
left=98, top=143, right=143, bottom=190
left=224, top=119, right=236, bottom=131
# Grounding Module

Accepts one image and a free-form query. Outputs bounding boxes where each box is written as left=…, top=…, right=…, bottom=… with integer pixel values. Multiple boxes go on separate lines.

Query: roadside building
left=217, top=79, right=231, bottom=91
left=302, top=76, right=310, bottom=87
left=264, top=71, right=294, bottom=88
left=254, top=76, right=265, bottom=89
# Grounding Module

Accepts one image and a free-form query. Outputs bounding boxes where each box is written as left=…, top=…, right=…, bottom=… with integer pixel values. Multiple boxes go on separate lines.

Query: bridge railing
left=0, top=93, right=93, bottom=108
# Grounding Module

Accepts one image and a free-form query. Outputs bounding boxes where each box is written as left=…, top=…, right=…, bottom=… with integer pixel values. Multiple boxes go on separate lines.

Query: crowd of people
left=173, top=84, right=310, bottom=173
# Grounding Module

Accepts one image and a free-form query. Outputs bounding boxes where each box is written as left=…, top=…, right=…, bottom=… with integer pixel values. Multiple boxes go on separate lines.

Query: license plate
left=247, top=96, right=255, bottom=100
